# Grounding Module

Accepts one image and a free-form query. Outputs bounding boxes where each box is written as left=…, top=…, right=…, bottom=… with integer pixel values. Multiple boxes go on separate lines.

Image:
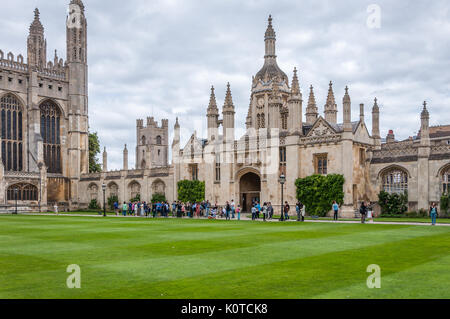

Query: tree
left=89, top=132, right=102, bottom=173
left=295, top=174, right=345, bottom=217
left=177, top=180, right=205, bottom=203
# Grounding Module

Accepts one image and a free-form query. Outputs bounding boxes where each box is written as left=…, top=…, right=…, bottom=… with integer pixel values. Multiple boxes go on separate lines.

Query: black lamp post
left=14, top=188, right=18, bottom=215
left=279, top=174, right=286, bottom=221
left=102, top=183, right=106, bottom=217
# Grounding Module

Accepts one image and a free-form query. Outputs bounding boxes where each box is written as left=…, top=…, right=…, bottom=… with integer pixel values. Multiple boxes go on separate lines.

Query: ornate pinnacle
left=326, top=81, right=336, bottom=107
left=208, top=85, right=218, bottom=111
left=29, top=8, right=44, bottom=33
left=223, top=82, right=234, bottom=110
left=343, top=86, right=350, bottom=103
left=265, top=15, right=276, bottom=39
left=291, top=67, right=300, bottom=94
left=372, top=97, right=379, bottom=112
left=421, top=101, right=429, bottom=118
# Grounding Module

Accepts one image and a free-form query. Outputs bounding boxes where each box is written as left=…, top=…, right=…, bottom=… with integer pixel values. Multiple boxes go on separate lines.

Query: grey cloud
left=1, top=0, right=449, bottom=169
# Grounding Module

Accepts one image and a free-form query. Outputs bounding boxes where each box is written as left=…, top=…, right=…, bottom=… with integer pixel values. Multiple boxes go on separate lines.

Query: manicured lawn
left=0, top=215, right=449, bottom=299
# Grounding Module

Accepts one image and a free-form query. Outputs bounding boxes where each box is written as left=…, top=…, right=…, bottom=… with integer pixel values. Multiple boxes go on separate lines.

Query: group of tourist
left=112, top=198, right=441, bottom=225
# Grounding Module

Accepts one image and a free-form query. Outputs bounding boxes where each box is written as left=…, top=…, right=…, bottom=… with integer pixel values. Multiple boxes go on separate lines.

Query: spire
left=372, top=97, right=379, bottom=112
left=291, top=67, right=300, bottom=95
left=421, top=101, right=429, bottom=119
left=223, top=83, right=235, bottom=111
left=343, top=86, right=350, bottom=103
left=207, top=86, right=218, bottom=112
left=29, top=8, right=44, bottom=34
left=70, top=0, right=85, bottom=11
left=324, top=81, right=338, bottom=124
left=174, top=117, right=180, bottom=129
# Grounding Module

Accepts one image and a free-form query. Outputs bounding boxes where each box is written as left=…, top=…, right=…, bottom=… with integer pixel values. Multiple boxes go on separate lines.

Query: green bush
left=88, top=199, right=100, bottom=210
left=177, top=180, right=205, bottom=203
left=440, top=194, right=449, bottom=216
left=151, top=193, right=166, bottom=203
left=107, top=195, right=119, bottom=210
left=378, top=190, right=408, bottom=215
left=130, top=194, right=141, bottom=202
left=295, top=174, right=345, bottom=217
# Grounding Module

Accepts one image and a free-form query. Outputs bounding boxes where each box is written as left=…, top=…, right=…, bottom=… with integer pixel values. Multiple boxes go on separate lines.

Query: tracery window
left=40, top=100, right=61, bottom=173
left=215, top=153, right=221, bottom=182
left=129, top=182, right=141, bottom=199
left=382, top=168, right=408, bottom=194
left=260, top=113, right=265, bottom=129
left=7, top=183, right=38, bottom=201
left=281, top=113, right=288, bottom=130
left=442, top=167, right=450, bottom=194
left=279, top=147, right=286, bottom=175
left=1, top=94, right=23, bottom=171
left=88, top=184, right=98, bottom=201
left=315, top=154, right=328, bottom=175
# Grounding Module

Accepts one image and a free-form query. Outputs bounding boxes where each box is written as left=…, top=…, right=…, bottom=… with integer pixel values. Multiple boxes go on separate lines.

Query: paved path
left=3, top=212, right=449, bottom=227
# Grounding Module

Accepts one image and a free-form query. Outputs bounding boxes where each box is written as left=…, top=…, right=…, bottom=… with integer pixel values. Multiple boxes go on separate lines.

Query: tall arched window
left=442, top=166, right=450, bottom=194
left=88, top=183, right=98, bottom=201
left=40, top=100, right=61, bottom=173
left=382, top=168, right=408, bottom=194
left=156, top=135, right=162, bottom=145
left=281, top=113, right=288, bottom=130
left=7, top=183, right=38, bottom=201
left=1, top=94, right=23, bottom=171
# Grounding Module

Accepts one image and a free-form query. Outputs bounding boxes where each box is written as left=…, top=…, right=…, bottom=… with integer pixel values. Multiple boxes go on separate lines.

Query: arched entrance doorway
left=239, top=172, right=261, bottom=212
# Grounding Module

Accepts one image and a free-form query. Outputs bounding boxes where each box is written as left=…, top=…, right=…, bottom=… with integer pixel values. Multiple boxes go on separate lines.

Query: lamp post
left=102, top=183, right=106, bottom=217
left=14, top=188, right=18, bottom=215
left=279, top=174, right=286, bottom=221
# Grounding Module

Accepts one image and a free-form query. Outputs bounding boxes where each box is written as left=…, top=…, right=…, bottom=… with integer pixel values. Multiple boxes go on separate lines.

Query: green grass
left=0, top=215, right=449, bottom=299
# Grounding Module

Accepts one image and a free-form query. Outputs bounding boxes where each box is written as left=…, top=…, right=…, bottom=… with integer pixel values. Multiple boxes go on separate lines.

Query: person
left=114, top=201, right=119, bottom=216
left=332, top=201, right=339, bottom=221
left=366, top=203, right=374, bottom=223
left=301, top=204, right=306, bottom=222
left=430, top=202, right=438, bottom=226
left=262, top=202, right=268, bottom=221
left=251, top=205, right=257, bottom=221
left=134, top=202, right=139, bottom=216
left=256, top=202, right=261, bottom=219
left=196, top=202, right=201, bottom=218
left=122, top=202, right=128, bottom=217
left=231, top=200, right=235, bottom=219
left=206, top=200, right=211, bottom=218
left=128, top=202, right=132, bottom=216
left=225, top=201, right=231, bottom=220
left=237, top=204, right=241, bottom=220
left=268, top=202, right=274, bottom=219
left=296, top=201, right=304, bottom=221
left=284, top=202, right=290, bottom=220
left=140, top=202, right=145, bottom=217
left=360, top=201, right=367, bottom=224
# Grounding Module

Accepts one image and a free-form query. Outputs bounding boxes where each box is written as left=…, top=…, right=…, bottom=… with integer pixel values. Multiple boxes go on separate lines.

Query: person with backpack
left=332, top=201, right=339, bottom=221
left=430, top=202, right=438, bottom=226
left=225, top=201, right=231, bottom=220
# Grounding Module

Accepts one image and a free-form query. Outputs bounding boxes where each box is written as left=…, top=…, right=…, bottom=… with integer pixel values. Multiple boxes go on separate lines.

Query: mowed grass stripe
left=0, top=216, right=448, bottom=298
left=102, top=233, right=449, bottom=299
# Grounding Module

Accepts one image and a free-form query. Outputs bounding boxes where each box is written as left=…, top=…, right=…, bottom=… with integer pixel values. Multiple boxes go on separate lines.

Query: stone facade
left=2, top=6, right=449, bottom=215
left=173, top=16, right=450, bottom=217
left=0, top=1, right=88, bottom=212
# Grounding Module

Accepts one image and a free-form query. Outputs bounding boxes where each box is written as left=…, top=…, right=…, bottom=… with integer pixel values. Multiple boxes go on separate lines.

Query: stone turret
left=207, top=86, right=219, bottom=141
left=222, top=83, right=235, bottom=142
left=27, top=8, right=47, bottom=68
left=324, top=81, right=338, bottom=124
left=372, top=98, right=381, bottom=148
left=420, top=101, right=430, bottom=146
left=102, top=147, right=107, bottom=172
left=269, top=80, right=282, bottom=129
left=306, top=85, right=318, bottom=124
left=288, top=67, right=303, bottom=133
left=123, top=144, right=128, bottom=170
left=343, top=86, right=352, bottom=132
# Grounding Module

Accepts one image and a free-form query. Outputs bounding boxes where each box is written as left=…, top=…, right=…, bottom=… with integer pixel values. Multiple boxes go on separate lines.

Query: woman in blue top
left=332, top=201, right=339, bottom=221
left=430, top=202, right=438, bottom=226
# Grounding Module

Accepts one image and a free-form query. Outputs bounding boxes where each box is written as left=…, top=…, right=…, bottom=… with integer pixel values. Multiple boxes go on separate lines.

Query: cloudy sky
left=1, top=0, right=449, bottom=170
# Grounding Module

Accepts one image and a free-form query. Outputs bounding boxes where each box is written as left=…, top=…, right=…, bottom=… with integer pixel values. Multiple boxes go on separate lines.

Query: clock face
left=257, top=98, right=264, bottom=107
